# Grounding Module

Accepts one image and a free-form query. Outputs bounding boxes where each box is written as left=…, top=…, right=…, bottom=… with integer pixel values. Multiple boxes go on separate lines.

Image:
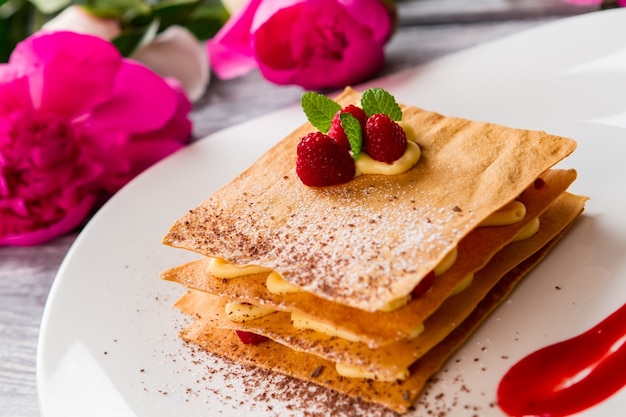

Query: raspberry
left=364, top=113, right=407, bottom=163
left=534, top=177, right=546, bottom=189
left=296, top=132, right=355, bottom=186
left=327, top=105, right=368, bottom=152
left=235, top=330, right=268, bottom=345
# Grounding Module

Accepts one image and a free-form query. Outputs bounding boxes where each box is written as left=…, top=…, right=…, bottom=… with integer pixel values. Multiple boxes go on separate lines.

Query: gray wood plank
left=1, top=234, right=76, bottom=417
left=397, top=0, right=596, bottom=24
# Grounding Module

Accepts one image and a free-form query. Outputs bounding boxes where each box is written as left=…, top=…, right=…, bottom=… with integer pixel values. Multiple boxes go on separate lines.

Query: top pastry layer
left=163, top=87, right=576, bottom=311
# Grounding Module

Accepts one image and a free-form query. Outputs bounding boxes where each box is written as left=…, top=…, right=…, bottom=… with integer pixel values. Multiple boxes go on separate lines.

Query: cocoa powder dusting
left=146, top=327, right=494, bottom=417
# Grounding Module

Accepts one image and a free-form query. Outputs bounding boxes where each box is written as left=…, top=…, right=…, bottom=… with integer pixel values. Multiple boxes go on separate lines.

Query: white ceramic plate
left=38, top=9, right=626, bottom=417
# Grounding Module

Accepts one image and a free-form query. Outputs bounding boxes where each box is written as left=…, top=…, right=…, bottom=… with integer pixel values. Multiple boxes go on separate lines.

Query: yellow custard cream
left=449, top=273, right=474, bottom=297
left=291, top=311, right=368, bottom=344
left=266, top=271, right=302, bottom=294
left=291, top=310, right=425, bottom=344
left=335, top=362, right=410, bottom=382
left=378, top=247, right=458, bottom=312
left=512, top=217, right=540, bottom=242
left=225, top=301, right=276, bottom=322
left=434, top=247, right=457, bottom=276
left=208, top=257, right=270, bottom=278
left=479, top=200, right=526, bottom=227
left=356, top=141, right=421, bottom=176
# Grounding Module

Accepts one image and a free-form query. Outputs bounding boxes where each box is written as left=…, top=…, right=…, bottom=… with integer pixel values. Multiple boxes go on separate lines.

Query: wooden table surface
left=0, top=1, right=600, bottom=416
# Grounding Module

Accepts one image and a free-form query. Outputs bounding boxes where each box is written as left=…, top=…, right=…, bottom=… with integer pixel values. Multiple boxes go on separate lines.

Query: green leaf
left=0, top=1, right=34, bottom=63
left=77, top=0, right=145, bottom=10
left=301, top=91, right=341, bottom=133
left=80, top=0, right=150, bottom=21
left=179, top=1, right=229, bottom=40
left=361, top=87, right=402, bottom=121
left=181, top=14, right=225, bottom=39
left=112, top=23, right=152, bottom=56
left=152, top=0, right=200, bottom=31
left=339, top=112, right=363, bottom=159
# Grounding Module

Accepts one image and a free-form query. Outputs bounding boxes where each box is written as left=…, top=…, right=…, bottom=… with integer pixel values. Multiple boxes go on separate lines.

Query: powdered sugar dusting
left=270, top=181, right=464, bottom=305
left=167, top=171, right=474, bottom=312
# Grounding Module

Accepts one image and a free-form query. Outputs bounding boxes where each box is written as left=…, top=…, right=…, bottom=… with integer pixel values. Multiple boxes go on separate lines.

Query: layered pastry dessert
left=161, top=87, right=586, bottom=413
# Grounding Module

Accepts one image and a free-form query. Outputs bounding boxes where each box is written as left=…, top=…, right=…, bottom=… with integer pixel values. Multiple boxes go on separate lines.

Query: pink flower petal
left=87, top=61, right=178, bottom=134
left=337, top=0, right=392, bottom=44
left=0, top=74, right=34, bottom=116
left=118, top=140, right=187, bottom=178
left=252, top=1, right=385, bottom=89
left=10, top=31, right=121, bottom=118
left=109, top=80, right=191, bottom=184
left=0, top=193, right=97, bottom=246
left=130, top=79, right=192, bottom=145
left=207, top=0, right=264, bottom=79
left=250, top=0, right=303, bottom=30
left=89, top=77, right=190, bottom=193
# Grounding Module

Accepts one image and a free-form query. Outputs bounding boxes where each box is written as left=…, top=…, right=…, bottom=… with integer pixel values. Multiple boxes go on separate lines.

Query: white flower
left=43, top=5, right=121, bottom=40
left=131, top=25, right=210, bottom=102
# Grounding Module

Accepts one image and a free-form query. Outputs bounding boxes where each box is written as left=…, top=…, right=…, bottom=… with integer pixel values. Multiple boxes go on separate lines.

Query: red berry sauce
left=497, top=302, right=626, bottom=416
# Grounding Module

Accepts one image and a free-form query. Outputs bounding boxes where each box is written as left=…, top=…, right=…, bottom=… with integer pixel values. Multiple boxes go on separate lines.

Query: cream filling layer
left=214, top=200, right=538, bottom=360
left=449, top=273, right=474, bottom=297
left=207, top=257, right=271, bottom=278
left=479, top=200, right=526, bottom=227
left=291, top=310, right=424, bottom=345
left=265, top=271, right=301, bottom=294
left=224, top=301, right=276, bottom=322
left=512, top=217, right=540, bottom=242
left=335, top=362, right=410, bottom=382
left=377, top=247, right=458, bottom=312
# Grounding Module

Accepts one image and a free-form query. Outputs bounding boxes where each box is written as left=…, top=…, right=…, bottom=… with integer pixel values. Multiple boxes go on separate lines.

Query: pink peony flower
left=0, top=31, right=192, bottom=246
left=208, top=0, right=394, bottom=90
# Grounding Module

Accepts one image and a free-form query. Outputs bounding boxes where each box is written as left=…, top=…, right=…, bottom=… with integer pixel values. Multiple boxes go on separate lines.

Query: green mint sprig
left=360, top=88, right=402, bottom=121
left=300, top=87, right=402, bottom=160
left=339, top=113, right=363, bottom=158
left=301, top=91, right=341, bottom=133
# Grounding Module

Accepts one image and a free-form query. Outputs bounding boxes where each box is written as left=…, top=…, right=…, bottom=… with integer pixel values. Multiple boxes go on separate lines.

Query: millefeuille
left=161, top=87, right=587, bottom=414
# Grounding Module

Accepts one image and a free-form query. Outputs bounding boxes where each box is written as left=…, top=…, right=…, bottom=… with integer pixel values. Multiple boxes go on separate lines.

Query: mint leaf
left=301, top=92, right=342, bottom=133
left=339, top=112, right=363, bottom=158
left=361, top=88, right=402, bottom=121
